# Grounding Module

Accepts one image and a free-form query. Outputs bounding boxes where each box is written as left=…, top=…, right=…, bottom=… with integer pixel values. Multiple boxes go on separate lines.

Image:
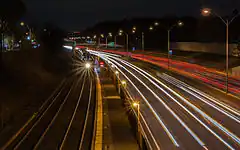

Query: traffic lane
left=133, top=55, right=240, bottom=95
left=115, top=62, right=204, bottom=150
left=62, top=78, right=94, bottom=150
left=156, top=73, right=240, bottom=138
left=37, top=73, right=88, bottom=150
left=116, top=59, right=232, bottom=150
left=133, top=59, right=240, bottom=110
left=118, top=58, right=240, bottom=149
left=14, top=77, right=76, bottom=150
left=124, top=78, right=178, bottom=150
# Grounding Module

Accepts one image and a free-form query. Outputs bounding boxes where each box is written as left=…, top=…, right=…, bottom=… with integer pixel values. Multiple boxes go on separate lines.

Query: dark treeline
left=81, top=16, right=240, bottom=50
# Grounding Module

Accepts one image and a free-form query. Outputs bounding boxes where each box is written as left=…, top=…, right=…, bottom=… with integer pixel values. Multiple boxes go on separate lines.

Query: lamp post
left=132, top=27, right=145, bottom=51
left=202, top=8, right=239, bottom=93
left=167, top=21, right=184, bottom=70
left=133, top=101, right=140, bottom=145
left=119, top=30, right=129, bottom=55
left=20, top=22, right=32, bottom=40
left=114, top=35, right=117, bottom=48
left=105, top=33, right=112, bottom=48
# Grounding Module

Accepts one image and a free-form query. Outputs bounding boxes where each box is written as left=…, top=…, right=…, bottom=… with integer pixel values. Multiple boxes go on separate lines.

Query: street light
left=20, top=22, right=24, bottom=26
left=118, top=30, right=129, bottom=55
left=106, top=32, right=112, bottom=48
left=121, top=80, right=126, bottom=86
left=115, top=70, right=119, bottom=75
left=167, top=20, right=184, bottom=70
left=149, top=26, right=153, bottom=30
left=132, top=26, right=144, bottom=51
left=202, top=8, right=239, bottom=93
left=133, top=101, right=140, bottom=142
left=20, top=22, right=32, bottom=40
left=154, top=22, right=159, bottom=26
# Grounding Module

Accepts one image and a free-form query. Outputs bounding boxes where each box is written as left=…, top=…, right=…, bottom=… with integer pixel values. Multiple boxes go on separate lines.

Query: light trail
left=95, top=51, right=237, bottom=150
left=105, top=56, right=206, bottom=148
left=92, top=51, right=177, bottom=148
left=107, top=55, right=239, bottom=149
left=161, top=73, right=240, bottom=118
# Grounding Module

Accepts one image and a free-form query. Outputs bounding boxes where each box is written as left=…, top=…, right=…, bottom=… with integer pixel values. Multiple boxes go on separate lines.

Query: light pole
left=167, top=21, right=184, bottom=70
left=202, top=8, right=239, bottom=93
left=132, top=27, right=145, bottom=51
left=20, top=22, right=32, bottom=40
left=105, top=33, right=112, bottom=48
left=133, top=101, right=140, bottom=145
left=119, top=30, right=129, bottom=55
left=142, top=32, right=144, bottom=51
left=114, top=35, right=117, bottom=48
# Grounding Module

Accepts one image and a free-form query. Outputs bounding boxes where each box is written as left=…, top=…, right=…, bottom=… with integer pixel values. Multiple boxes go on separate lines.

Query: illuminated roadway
left=101, top=50, right=240, bottom=97
left=89, top=50, right=240, bottom=150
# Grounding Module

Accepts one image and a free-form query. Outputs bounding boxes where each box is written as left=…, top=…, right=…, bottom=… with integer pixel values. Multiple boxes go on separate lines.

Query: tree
left=0, top=0, right=26, bottom=23
left=0, top=0, right=26, bottom=70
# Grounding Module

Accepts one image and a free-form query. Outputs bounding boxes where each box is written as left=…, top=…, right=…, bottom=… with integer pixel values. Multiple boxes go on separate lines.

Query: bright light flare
left=133, top=102, right=139, bottom=108
left=85, top=63, right=91, bottom=69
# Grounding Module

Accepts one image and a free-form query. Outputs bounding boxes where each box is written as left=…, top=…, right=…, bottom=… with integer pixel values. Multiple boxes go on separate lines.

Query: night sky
left=22, top=0, right=239, bottom=31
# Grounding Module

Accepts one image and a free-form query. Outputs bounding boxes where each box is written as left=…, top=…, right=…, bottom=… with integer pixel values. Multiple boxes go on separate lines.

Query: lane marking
left=93, top=73, right=103, bottom=150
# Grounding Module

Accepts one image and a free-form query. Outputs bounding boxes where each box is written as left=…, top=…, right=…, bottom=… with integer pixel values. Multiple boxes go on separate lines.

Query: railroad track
left=1, top=72, right=96, bottom=150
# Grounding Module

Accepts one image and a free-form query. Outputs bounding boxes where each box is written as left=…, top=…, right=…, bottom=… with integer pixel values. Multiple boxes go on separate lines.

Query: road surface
left=89, top=50, right=240, bottom=150
left=101, top=50, right=240, bottom=97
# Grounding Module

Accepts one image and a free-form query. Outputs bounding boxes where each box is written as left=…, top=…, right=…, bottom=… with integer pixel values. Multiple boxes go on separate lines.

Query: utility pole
left=141, top=32, right=144, bottom=51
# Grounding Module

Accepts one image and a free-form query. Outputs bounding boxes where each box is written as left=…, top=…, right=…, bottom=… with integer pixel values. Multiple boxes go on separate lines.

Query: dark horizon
left=22, top=0, right=240, bottom=31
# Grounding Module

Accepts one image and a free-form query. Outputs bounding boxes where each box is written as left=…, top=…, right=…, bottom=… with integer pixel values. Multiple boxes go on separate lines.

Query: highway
left=0, top=60, right=96, bottom=150
left=89, top=50, right=240, bottom=150
left=101, top=50, right=240, bottom=97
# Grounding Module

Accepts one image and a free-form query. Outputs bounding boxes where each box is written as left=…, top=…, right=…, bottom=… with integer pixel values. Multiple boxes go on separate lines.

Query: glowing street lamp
left=121, top=80, right=126, bottom=86
left=201, top=8, right=211, bottom=16
left=201, top=7, right=239, bottom=93
left=106, top=32, right=112, bottom=48
left=154, top=22, right=159, bottom=26
left=20, top=22, right=25, bottom=26
left=178, top=21, right=184, bottom=26
left=133, top=101, right=140, bottom=141
left=20, top=21, right=32, bottom=40
left=167, top=20, right=184, bottom=70
left=133, top=26, right=136, bottom=30
left=149, top=26, right=153, bottom=30
left=115, top=70, right=119, bottom=75
left=118, top=30, right=129, bottom=55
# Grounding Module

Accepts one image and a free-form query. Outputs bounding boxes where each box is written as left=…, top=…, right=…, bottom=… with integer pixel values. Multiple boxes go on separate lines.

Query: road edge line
left=92, top=73, right=103, bottom=150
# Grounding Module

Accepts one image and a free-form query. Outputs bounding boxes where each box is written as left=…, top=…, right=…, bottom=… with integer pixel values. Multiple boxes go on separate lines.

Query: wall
left=171, top=42, right=239, bottom=55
